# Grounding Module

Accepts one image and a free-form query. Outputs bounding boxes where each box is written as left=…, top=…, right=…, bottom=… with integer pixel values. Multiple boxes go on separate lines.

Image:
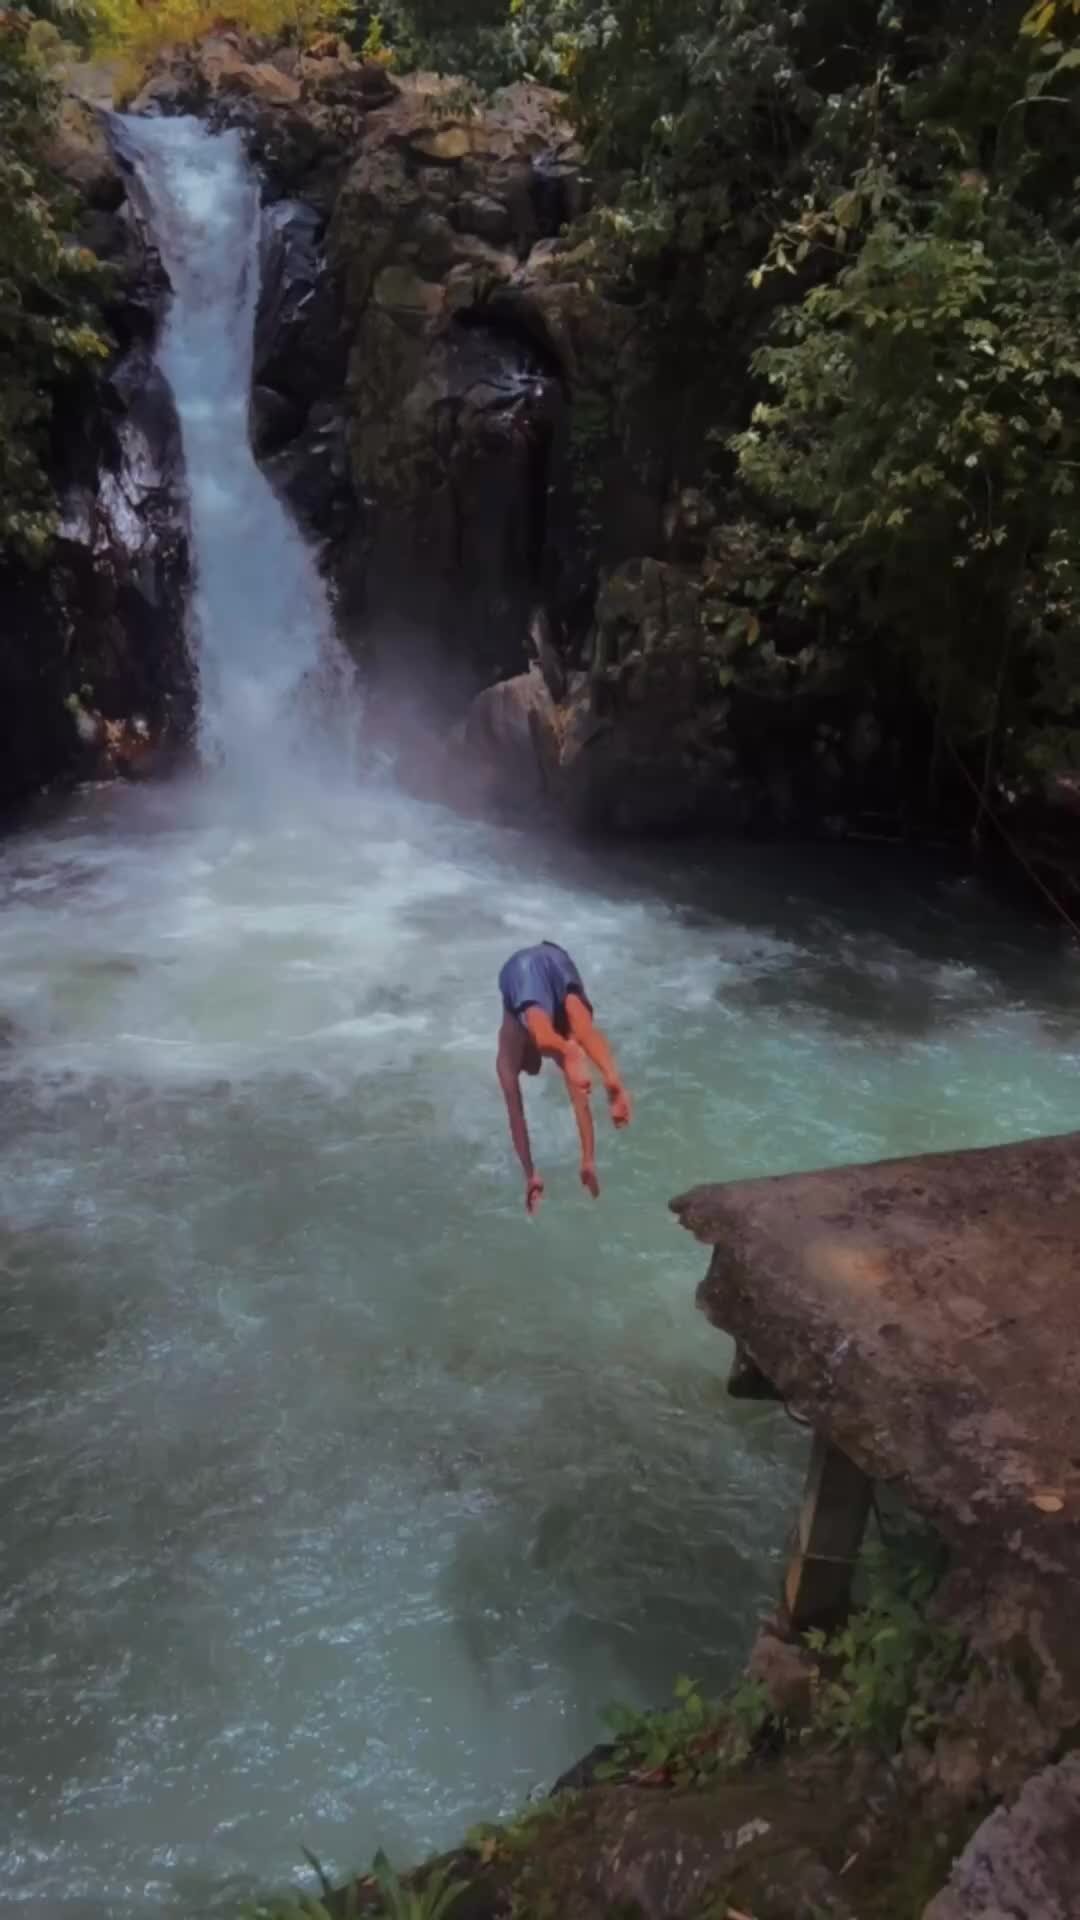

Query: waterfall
left=114, top=114, right=353, bottom=782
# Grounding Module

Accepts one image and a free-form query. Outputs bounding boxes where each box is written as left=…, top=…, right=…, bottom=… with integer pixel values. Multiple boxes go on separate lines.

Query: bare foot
left=580, top=1163, right=600, bottom=1199
left=526, top=1174, right=545, bottom=1217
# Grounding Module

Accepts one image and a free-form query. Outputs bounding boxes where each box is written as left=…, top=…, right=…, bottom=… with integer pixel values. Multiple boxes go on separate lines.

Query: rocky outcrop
left=252, top=197, right=354, bottom=552
left=0, top=87, right=193, bottom=809
left=437, top=661, right=560, bottom=817
left=323, top=72, right=584, bottom=685
left=133, top=41, right=606, bottom=693
left=924, top=1754, right=1080, bottom=1920
left=128, top=33, right=397, bottom=209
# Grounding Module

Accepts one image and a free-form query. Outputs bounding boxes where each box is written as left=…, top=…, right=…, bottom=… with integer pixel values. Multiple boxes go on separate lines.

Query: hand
left=580, top=1162, right=600, bottom=1199
left=607, top=1082, right=632, bottom=1129
left=563, top=1043, right=592, bottom=1097
left=525, top=1173, right=545, bottom=1217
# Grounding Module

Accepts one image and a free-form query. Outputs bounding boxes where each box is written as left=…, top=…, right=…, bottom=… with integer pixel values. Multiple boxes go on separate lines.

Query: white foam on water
left=1, top=775, right=1080, bottom=1917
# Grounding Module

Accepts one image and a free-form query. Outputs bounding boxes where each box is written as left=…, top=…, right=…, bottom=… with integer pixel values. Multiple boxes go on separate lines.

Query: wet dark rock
left=0, top=105, right=195, bottom=812
left=53, top=341, right=193, bottom=727
left=251, top=384, right=304, bottom=458
left=0, top=380, right=193, bottom=809
left=262, top=401, right=354, bottom=546
left=358, top=318, right=563, bottom=687
left=309, top=75, right=585, bottom=681
left=442, top=664, right=559, bottom=819
left=454, top=192, right=513, bottom=246
left=254, top=199, right=346, bottom=408
left=247, top=195, right=354, bottom=548
left=528, top=150, right=584, bottom=238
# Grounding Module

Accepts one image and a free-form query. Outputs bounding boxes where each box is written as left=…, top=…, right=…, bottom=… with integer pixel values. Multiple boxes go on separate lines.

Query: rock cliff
left=0, top=80, right=193, bottom=806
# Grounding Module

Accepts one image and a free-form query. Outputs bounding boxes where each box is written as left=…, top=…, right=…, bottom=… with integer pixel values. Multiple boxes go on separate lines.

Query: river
left=1, top=117, right=1079, bottom=1919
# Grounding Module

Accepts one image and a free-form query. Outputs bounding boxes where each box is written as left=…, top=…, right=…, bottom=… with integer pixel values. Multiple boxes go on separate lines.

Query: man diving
left=496, top=940, right=632, bottom=1216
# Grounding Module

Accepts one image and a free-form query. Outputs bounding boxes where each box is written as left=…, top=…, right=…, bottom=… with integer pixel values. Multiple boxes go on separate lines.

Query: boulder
left=126, top=34, right=400, bottom=210
left=128, top=35, right=303, bottom=114
left=924, top=1754, right=1080, bottom=1920
left=450, top=665, right=559, bottom=815
left=747, top=1624, right=817, bottom=1728
left=46, top=95, right=124, bottom=209
left=200, top=41, right=302, bottom=106
left=356, top=317, right=562, bottom=683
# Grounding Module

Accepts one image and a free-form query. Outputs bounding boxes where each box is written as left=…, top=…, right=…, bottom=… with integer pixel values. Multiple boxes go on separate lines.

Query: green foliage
left=557, top=0, right=828, bottom=330
left=595, top=1670, right=774, bottom=1789
left=593, top=1532, right=968, bottom=1790
left=348, top=0, right=522, bottom=88
left=359, top=8, right=390, bottom=61
left=802, top=1539, right=969, bottom=1752
left=1022, top=0, right=1080, bottom=35
left=487, top=0, right=1080, bottom=795
left=367, top=1852, right=466, bottom=1920
left=733, top=161, right=1080, bottom=771
left=90, top=0, right=354, bottom=69
left=464, top=1789, right=581, bottom=1864
left=244, top=1850, right=466, bottom=1920
left=0, top=8, right=109, bottom=561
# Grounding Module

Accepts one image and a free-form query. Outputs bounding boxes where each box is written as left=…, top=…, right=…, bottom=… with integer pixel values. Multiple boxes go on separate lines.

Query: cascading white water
left=116, top=115, right=351, bottom=778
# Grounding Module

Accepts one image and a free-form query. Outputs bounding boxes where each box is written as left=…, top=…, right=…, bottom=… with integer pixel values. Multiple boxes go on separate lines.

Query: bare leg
left=565, top=997, right=632, bottom=1128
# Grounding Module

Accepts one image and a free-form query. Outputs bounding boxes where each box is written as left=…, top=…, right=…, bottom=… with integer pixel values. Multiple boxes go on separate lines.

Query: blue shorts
left=498, top=941, right=592, bottom=1036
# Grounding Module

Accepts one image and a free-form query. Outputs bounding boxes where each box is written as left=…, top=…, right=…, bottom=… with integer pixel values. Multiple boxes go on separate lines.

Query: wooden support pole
left=782, top=1431, right=873, bottom=1634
